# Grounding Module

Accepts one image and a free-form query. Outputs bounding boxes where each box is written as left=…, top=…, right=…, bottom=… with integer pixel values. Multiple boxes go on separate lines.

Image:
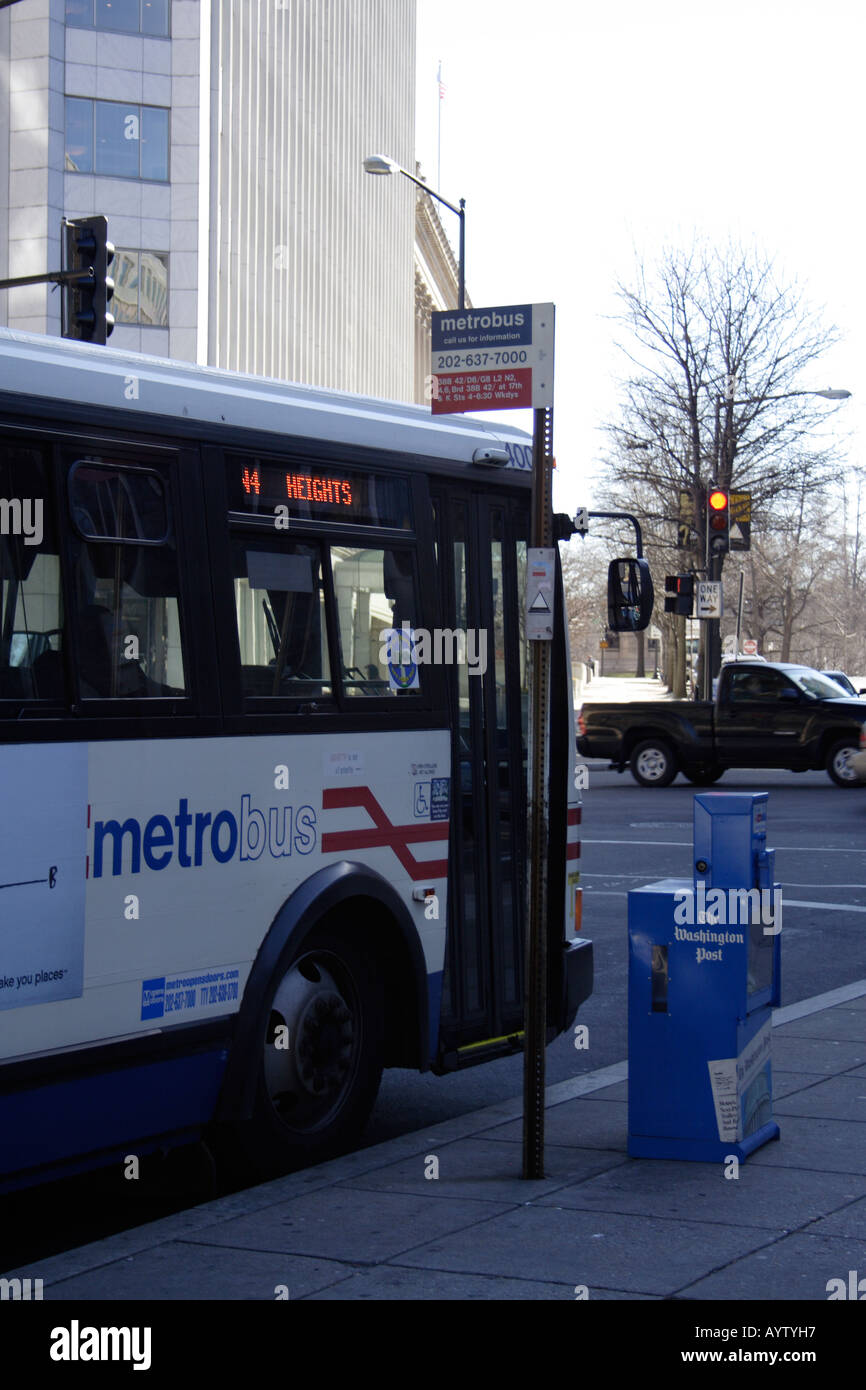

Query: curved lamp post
left=714, top=386, right=852, bottom=474
left=363, top=154, right=465, bottom=311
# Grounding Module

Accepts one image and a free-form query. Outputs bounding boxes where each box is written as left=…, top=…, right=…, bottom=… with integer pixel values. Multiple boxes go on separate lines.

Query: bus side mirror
left=607, top=558, right=654, bottom=632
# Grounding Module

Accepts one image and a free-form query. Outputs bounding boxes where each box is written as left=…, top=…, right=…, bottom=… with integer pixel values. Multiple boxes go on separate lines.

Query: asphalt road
left=3, top=763, right=864, bottom=1268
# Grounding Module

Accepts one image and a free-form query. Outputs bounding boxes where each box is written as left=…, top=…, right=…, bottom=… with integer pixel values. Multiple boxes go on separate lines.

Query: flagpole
left=437, top=60, right=442, bottom=189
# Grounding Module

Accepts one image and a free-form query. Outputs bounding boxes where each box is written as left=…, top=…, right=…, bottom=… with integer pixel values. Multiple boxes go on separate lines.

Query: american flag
left=438, top=62, right=446, bottom=100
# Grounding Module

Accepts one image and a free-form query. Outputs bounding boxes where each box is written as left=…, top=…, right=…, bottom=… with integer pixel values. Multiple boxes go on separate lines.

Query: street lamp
left=363, top=153, right=466, bottom=311
left=714, top=386, right=852, bottom=474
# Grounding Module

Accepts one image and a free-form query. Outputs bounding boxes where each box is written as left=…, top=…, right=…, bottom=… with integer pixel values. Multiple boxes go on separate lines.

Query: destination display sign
left=226, top=455, right=412, bottom=529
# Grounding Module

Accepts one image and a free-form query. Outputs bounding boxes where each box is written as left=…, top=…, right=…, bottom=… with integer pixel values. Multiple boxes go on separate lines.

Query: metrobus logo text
left=90, top=795, right=317, bottom=877
left=0, top=497, right=42, bottom=546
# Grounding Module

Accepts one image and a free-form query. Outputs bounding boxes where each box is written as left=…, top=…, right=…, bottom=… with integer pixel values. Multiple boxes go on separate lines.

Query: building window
left=66, top=98, right=169, bottom=181
left=66, top=0, right=170, bottom=37
left=112, top=249, right=169, bottom=326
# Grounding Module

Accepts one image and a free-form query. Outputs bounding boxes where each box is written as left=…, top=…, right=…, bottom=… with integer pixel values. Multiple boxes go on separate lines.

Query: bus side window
left=330, top=546, right=422, bottom=697
left=0, top=443, right=66, bottom=705
left=231, top=537, right=332, bottom=701
left=67, top=462, right=187, bottom=699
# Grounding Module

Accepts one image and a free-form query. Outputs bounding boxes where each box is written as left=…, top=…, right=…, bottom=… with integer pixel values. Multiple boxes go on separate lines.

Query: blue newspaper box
left=628, top=793, right=781, bottom=1161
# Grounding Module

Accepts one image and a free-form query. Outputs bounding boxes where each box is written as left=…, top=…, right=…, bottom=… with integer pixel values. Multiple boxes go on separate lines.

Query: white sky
left=415, top=0, right=864, bottom=519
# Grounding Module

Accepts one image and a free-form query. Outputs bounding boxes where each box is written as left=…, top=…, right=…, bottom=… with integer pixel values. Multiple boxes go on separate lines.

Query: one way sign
left=697, top=581, right=723, bottom=619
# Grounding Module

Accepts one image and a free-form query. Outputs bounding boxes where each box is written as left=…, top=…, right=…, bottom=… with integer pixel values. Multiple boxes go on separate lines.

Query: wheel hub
left=834, top=748, right=856, bottom=781
left=637, top=749, right=666, bottom=780
left=263, top=957, right=358, bottom=1126
left=295, top=992, right=354, bottom=1095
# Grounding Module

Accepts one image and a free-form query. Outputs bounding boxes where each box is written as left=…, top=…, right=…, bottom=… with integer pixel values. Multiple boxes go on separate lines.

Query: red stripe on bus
left=322, top=786, right=449, bottom=881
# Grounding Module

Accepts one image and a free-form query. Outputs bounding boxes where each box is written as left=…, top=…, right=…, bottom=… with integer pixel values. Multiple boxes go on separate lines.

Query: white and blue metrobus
left=0, top=328, right=590, bottom=1190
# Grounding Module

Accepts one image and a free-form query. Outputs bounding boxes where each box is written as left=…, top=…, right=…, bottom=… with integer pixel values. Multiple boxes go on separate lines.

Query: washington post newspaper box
left=627, top=793, right=781, bottom=1161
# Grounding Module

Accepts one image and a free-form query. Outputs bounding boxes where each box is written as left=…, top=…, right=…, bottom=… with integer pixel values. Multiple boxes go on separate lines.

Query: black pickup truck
left=577, top=661, right=866, bottom=787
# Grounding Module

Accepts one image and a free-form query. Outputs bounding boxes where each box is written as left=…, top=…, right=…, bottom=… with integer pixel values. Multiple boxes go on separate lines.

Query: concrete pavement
left=576, top=674, right=674, bottom=705
left=9, top=980, right=866, bottom=1302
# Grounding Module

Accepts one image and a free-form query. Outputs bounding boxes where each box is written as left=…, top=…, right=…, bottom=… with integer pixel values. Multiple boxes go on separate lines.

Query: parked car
left=577, top=660, right=866, bottom=787
left=821, top=670, right=866, bottom=698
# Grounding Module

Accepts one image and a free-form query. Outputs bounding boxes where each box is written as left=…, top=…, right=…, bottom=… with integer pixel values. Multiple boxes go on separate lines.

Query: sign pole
left=523, top=405, right=554, bottom=1180
left=428, top=301, right=556, bottom=1181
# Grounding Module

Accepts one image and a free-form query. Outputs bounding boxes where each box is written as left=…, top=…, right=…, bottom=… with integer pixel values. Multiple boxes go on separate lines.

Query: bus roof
left=0, top=328, right=534, bottom=469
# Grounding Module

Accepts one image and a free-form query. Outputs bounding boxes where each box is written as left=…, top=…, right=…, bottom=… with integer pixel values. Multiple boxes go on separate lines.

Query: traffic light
left=62, top=215, right=114, bottom=345
left=707, top=485, right=730, bottom=554
left=664, top=574, right=694, bottom=616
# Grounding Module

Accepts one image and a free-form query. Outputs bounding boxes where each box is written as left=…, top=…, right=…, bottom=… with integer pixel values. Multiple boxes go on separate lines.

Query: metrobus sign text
left=430, top=303, right=554, bottom=414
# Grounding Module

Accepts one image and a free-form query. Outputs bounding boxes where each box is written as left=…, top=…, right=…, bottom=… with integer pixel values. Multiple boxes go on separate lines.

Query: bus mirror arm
left=585, top=511, right=645, bottom=557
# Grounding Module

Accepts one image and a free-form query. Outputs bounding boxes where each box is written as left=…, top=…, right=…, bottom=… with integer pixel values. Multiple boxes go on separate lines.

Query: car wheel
left=225, top=925, right=385, bottom=1180
left=630, top=738, right=678, bottom=787
left=826, top=739, right=862, bottom=788
left=683, top=763, right=724, bottom=785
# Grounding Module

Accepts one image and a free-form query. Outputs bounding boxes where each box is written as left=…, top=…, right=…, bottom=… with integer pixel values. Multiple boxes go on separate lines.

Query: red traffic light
left=707, top=488, right=729, bottom=532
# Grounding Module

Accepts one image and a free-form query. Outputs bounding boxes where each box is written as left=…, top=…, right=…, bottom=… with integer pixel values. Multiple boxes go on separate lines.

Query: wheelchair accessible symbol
left=384, top=625, right=420, bottom=691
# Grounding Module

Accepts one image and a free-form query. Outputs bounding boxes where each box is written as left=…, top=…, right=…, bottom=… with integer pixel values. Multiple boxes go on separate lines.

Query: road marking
left=583, top=886, right=866, bottom=912
left=584, top=837, right=866, bottom=853
left=583, top=872, right=866, bottom=890
left=784, top=899, right=866, bottom=913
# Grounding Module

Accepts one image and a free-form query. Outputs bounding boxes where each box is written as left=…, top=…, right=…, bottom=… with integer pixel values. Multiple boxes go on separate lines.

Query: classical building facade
left=412, top=170, right=468, bottom=405
left=0, top=0, right=415, bottom=400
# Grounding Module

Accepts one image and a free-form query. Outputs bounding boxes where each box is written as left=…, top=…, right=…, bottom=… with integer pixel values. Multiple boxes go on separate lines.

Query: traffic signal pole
left=0, top=268, right=95, bottom=291
left=702, top=486, right=730, bottom=699
left=2, top=215, right=115, bottom=345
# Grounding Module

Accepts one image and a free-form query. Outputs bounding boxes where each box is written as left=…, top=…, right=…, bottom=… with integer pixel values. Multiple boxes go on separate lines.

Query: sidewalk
left=576, top=674, right=674, bottom=705
left=10, top=982, right=866, bottom=1301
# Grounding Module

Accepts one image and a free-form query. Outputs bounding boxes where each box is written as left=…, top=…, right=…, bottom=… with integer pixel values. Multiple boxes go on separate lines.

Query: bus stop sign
left=430, top=303, right=554, bottom=414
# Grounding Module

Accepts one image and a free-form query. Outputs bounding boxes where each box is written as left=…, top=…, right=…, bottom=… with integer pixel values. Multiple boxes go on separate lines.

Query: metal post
left=0, top=268, right=94, bottom=291
left=523, top=406, right=553, bottom=1180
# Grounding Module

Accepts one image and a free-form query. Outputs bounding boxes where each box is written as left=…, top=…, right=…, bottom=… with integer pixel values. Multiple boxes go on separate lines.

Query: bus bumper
left=561, top=936, right=593, bottom=1032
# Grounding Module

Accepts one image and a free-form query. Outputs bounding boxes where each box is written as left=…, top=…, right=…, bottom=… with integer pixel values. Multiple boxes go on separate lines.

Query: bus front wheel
left=231, top=926, right=384, bottom=1179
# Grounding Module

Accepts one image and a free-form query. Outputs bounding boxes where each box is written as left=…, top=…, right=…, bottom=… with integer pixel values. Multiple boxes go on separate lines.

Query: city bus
left=0, top=327, right=591, bottom=1190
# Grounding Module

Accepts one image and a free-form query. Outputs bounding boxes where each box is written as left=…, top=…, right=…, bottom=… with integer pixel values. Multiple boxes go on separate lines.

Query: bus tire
left=228, top=925, right=385, bottom=1179
left=630, top=738, right=678, bottom=787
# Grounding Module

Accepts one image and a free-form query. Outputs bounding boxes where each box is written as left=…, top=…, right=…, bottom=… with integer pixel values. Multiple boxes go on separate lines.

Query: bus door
left=432, top=486, right=529, bottom=1065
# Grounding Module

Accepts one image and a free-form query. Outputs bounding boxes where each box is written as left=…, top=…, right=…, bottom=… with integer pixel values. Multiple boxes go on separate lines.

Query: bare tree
left=560, top=539, right=609, bottom=666
left=743, top=463, right=834, bottom=660
left=597, top=239, right=845, bottom=681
